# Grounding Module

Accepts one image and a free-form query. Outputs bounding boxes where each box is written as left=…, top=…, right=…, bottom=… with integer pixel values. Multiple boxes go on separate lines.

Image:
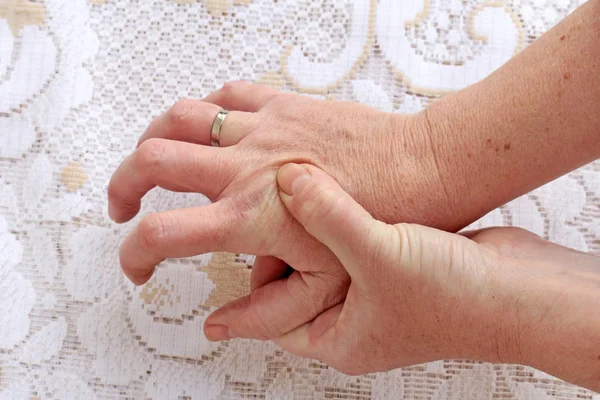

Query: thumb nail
left=277, top=164, right=311, bottom=196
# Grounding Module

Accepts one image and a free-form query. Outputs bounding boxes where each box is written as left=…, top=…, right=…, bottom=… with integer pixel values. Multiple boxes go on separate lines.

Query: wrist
left=384, top=110, right=466, bottom=230
left=478, top=247, right=600, bottom=391
left=504, top=255, right=600, bottom=391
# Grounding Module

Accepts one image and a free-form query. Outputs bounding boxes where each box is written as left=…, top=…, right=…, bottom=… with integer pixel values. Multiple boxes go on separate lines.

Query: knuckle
left=135, top=139, right=167, bottom=171
left=290, top=274, right=347, bottom=317
left=243, top=291, right=280, bottom=339
left=168, top=99, right=196, bottom=125
left=221, top=80, right=246, bottom=93
left=244, top=315, right=275, bottom=340
left=137, top=213, right=169, bottom=250
left=288, top=281, right=318, bottom=316
left=501, top=226, right=536, bottom=237
left=363, top=221, right=398, bottom=266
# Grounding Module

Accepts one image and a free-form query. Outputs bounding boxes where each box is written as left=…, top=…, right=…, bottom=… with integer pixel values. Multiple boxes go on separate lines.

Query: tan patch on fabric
left=404, top=0, right=430, bottom=28
left=88, top=0, right=108, bottom=4
left=201, top=252, right=251, bottom=307
left=0, top=0, right=45, bottom=36
left=60, top=162, right=88, bottom=191
left=468, top=1, right=525, bottom=53
left=139, top=279, right=179, bottom=311
left=392, top=67, right=451, bottom=97
left=256, top=71, right=286, bottom=90
left=222, top=353, right=376, bottom=399
left=280, top=0, right=377, bottom=95
left=392, top=0, right=526, bottom=98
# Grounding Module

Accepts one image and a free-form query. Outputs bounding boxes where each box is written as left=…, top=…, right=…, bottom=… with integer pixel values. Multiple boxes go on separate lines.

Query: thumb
left=277, top=163, right=383, bottom=272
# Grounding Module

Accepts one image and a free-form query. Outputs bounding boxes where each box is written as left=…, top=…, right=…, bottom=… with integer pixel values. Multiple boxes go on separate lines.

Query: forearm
left=411, top=0, right=600, bottom=230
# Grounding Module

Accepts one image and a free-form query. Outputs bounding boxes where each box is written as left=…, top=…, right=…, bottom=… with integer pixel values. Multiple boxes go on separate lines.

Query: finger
left=274, top=303, right=342, bottom=360
left=204, top=268, right=349, bottom=341
left=276, top=163, right=385, bottom=275
left=137, top=99, right=259, bottom=147
left=250, top=256, right=289, bottom=292
left=108, top=138, right=237, bottom=223
left=119, top=200, right=248, bottom=285
left=202, top=81, right=281, bottom=112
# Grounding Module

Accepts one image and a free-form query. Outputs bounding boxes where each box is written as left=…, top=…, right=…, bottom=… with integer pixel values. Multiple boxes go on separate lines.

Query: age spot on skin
left=495, top=147, right=499, bottom=152
left=560, top=34, right=566, bottom=41
left=504, top=143, right=511, bottom=151
left=564, top=72, right=571, bottom=80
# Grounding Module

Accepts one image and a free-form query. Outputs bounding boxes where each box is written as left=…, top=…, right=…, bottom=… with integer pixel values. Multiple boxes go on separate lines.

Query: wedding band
left=210, top=109, right=229, bottom=147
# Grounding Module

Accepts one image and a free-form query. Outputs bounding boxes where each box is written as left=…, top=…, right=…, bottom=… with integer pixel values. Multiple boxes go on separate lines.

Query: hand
left=107, top=82, right=435, bottom=341
left=217, top=163, right=600, bottom=393
left=214, top=162, right=512, bottom=373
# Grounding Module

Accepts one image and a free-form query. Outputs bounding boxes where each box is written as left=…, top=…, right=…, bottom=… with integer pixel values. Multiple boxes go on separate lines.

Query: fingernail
left=277, top=164, right=310, bottom=196
left=204, top=324, right=231, bottom=342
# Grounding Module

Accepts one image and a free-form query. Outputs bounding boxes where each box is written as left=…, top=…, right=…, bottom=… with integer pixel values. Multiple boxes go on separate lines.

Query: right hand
left=207, top=163, right=600, bottom=394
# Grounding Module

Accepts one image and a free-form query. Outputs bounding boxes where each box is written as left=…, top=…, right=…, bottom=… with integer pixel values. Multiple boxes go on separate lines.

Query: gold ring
left=210, top=109, right=229, bottom=147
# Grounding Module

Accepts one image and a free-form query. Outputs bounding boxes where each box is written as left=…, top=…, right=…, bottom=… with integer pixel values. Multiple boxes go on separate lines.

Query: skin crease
left=106, top=0, right=600, bottom=392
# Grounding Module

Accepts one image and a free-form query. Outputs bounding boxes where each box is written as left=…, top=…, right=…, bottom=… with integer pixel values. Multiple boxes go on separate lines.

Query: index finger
left=108, top=139, right=237, bottom=223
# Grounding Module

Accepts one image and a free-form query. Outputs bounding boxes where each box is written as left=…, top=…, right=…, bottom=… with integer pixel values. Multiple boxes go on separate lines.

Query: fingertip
left=121, top=266, right=153, bottom=286
left=119, top=245, right=155, bottom=286
left=108, top=206, right=124, bottom=224
left=108, top=202, right=140, bottom=224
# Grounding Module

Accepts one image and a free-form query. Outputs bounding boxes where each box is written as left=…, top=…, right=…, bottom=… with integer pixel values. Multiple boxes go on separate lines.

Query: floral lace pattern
left=0, top=0, right=598, bottom=398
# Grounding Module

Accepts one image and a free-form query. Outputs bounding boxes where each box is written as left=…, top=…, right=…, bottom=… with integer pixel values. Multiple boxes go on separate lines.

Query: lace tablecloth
left=1, top=0, right=599, bottom=398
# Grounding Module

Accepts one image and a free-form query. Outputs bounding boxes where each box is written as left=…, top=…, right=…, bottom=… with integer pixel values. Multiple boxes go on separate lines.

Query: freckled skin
left=504, top=143, right=511, bottom=151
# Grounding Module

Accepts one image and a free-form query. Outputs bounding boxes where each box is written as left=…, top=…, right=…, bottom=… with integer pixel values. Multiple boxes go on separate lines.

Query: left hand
left=107, top=82, right=432, bottom=342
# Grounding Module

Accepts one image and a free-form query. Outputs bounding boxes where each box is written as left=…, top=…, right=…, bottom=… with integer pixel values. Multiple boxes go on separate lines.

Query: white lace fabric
left=0, top=0, right=599, bottom=398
